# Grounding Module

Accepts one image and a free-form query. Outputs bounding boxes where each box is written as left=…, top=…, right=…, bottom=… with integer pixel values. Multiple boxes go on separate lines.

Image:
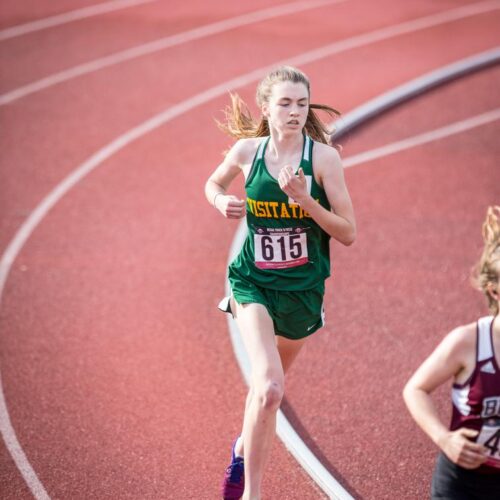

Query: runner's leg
left=276, top=335, right=307, bottom=374
left=235, top=335, right=306, bottom=457
left=234, top=302, right=284, bottom=499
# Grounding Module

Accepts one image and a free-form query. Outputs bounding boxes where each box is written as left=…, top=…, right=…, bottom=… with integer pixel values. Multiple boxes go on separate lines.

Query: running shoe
left=221, top=439, right=244, bottom=499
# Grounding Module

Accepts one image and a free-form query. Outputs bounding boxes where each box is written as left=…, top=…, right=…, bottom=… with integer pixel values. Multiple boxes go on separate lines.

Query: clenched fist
left=215, top=194, right=246, bottom=219
left=278, top=166, right=309, bottom=204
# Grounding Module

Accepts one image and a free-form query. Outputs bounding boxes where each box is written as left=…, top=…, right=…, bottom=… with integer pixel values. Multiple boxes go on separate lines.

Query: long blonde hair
left=217, top=66, right=340, bottom=144
left=472, top=206, right=500, bottom=314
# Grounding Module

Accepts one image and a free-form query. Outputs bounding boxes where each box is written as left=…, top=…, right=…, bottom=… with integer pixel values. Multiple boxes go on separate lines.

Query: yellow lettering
left=264, top=202, right=272, bottom=218
left=250, top=198, right=315, bottom=219
left=269, top=202, right=279, bottom=218
left=256, top=201, right=266, bottom=217
left=247, top=198, right=255, bottom=215
left=280, top=203, right=290, bottom=218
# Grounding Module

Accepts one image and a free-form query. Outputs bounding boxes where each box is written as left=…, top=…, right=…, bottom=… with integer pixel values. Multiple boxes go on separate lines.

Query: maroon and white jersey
left=451, top=316, right=500, bottom=470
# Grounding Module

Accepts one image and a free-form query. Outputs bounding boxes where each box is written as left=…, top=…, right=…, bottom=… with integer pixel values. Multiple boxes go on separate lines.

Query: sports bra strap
left=255, top=137, right=268, bottom=161
left=477, top=316, right=494, bottom=362
left=303, top=135, right=312, bottom=162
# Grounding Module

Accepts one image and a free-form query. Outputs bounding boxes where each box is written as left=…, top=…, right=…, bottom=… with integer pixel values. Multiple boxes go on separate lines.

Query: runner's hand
left=278, top=166, right=309, bottom=204
left=438, top=428, right=488, bottom=469
left=215, top=194, right=246, bottom=219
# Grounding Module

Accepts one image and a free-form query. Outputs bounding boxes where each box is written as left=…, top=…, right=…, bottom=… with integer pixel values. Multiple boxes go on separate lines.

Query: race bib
left=254, top=226, right=308, bottom=269
left=477, top=417, right=500, bottom=468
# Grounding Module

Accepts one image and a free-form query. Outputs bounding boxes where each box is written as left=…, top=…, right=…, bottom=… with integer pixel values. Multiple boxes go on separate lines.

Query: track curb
left=224, top=47, right=500, bottom=499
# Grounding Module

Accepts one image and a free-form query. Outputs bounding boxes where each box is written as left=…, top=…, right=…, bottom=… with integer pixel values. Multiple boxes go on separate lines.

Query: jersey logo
left=480, top=361, right=496, bottom=374
left=247, top=197, right=314, bottom=219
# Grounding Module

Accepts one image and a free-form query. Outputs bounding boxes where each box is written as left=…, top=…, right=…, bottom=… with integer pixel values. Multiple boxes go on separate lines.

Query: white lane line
left=0, top=3, right=497, bottom=494
left=226, top=107, right=500, bottom=498
left=2, top=0, right=498, bottom=107
left=332, top=48, right=500, bottom=138
left=0, top=0, right=347, bottom=106
left=0, top=0, right=157, bottom=41
left=344, top=108, right=500, bottom=167
left=224, top=230, right=354, bottom=499
left=0, top=370, right=50, bottom=500
left=284, top=0, right=500, bottom=73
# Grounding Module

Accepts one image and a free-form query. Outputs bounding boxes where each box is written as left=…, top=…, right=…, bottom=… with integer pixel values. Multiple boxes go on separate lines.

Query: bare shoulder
left=227, top=137, right=263, bottom=166
left=312, top=141, right=342, bottom=174
left=441, top=322, right=476, bottom=357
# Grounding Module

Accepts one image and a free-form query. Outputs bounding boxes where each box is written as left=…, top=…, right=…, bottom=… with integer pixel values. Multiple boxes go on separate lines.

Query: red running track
left=283, top=64, right=500, bottom=499
left=0, top=0, right=499, bottom=498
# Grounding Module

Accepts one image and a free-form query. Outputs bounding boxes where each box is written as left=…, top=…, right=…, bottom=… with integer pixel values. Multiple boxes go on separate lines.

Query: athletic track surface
left=0, top=1, right=499, bottom=498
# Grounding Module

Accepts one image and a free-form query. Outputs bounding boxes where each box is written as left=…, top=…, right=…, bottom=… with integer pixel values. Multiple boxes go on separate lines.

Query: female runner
left=403, top=206, right=500, bottom=499
left=205, top=66, right=356, bottom=500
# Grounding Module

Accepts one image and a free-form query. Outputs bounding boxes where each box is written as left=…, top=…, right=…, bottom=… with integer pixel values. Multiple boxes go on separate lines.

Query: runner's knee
left=255, top=379, right=284, bottom=411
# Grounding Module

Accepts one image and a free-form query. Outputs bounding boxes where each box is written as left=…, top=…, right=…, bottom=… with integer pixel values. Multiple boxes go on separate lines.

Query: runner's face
left=263, top=81, right=309, bottom=133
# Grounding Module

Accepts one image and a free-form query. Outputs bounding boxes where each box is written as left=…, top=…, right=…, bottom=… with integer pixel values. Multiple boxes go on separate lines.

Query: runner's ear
left=487, top=282, right=499, bottom=300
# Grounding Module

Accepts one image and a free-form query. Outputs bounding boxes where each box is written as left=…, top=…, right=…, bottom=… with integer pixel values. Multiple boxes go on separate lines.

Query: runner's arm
left=278, top=145, right=356, bottom=245
left=403, top=326, right=488, bottom=468
left=205, top=140, right=249, bottom=219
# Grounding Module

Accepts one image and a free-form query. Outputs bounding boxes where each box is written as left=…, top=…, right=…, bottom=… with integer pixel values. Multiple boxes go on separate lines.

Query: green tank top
left=229, top=135, right=331, bottom=291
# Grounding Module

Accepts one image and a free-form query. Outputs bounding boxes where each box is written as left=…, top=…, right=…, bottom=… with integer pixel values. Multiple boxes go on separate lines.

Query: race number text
left=254, top=226, right=308, bottom=270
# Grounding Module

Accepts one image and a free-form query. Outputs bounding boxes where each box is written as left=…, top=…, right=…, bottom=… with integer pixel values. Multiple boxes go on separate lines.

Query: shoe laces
left=226, top=458, right=244, bottom=484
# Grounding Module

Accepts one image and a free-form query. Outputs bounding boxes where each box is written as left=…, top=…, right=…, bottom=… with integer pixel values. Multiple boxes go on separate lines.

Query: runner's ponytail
left=472, top=206, right=500, bottom=314
left=217, top=66, right=340, bottom=145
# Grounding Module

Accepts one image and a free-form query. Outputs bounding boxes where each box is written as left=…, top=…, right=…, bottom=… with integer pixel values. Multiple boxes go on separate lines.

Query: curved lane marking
left=2, top=0, right=499, bottom=106
left=0, top=0, right=347, bottom=106
left=0, top=0, right=157, bottom=41
left=226, top=106, right=500, bottom=499
left=344, top=107, right=500, bottom=167
left=227, top=48, right=500, bottom=496
left=0, top=370, right=50, bottom=499
left=0, top=5, right=499, bottom=497
left=224, top=223, right=355, bottom=499
left=332, top=48, right=500, bottom=138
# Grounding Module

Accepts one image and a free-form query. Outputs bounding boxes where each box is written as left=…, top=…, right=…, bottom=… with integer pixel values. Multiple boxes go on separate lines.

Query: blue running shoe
left=221, top=439, right=244, bottom=499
